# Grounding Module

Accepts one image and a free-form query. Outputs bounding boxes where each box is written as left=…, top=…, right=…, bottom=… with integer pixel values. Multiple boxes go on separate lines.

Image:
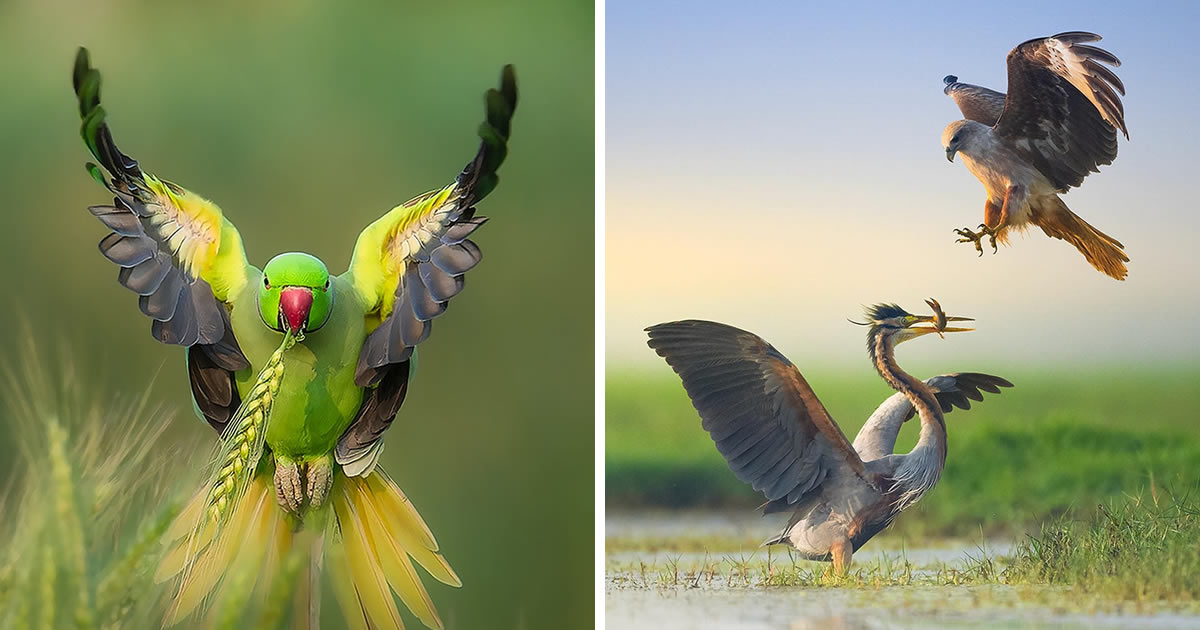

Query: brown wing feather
left=902, top=373, right=1014, bottom=422
left=943, top=76, right=1006, bottom=126
left=646, top=320, right=873, bottom=511
left=993, top=32, right=1126, bottom=191
left=187, top=344, right=242, bottom=432
left=336, top=362, right=411, bottom=467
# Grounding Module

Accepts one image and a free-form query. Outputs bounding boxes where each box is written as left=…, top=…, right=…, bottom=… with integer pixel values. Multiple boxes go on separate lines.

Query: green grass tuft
left=1005, top=490, right=1200, bottom=601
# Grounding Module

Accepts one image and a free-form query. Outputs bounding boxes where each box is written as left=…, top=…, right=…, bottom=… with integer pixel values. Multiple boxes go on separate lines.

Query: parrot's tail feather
left=332, top=488, right=407, bottom=630
left=366, top=471, right=461, bottom=585
left=200, top=490, right=284, bottom=627
left=164, top=488, right=208, bottom=543
left=164, top=474, right=275, bottom=624
left=291, top=535, right=324, bottom=630
left=351, top=478, right=441, bottom=628
left=157, top=467, right=456, bottom=629
left=327, top=472, right=459, bottom=630
left=326, top=536, right=372, bottom=630
left=155, top=517, right=217, bottom=583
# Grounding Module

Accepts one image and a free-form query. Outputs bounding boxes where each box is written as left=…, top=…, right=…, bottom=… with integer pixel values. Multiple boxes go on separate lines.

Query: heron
left=645, top=300, right=1012, bottom=573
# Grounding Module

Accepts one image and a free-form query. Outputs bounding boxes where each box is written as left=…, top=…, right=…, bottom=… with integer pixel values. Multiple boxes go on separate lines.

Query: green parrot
left=72, top=48, right=516, bottom=629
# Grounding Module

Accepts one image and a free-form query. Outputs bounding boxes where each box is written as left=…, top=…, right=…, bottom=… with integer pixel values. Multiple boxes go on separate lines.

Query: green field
left=607, top=366, right=1200, bottom=538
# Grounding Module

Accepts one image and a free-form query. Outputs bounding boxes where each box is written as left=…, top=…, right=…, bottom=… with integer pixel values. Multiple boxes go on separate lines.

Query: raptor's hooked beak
left=945, top=147, right=957, bottom=162
left=279, top=287, right=314, bottom=332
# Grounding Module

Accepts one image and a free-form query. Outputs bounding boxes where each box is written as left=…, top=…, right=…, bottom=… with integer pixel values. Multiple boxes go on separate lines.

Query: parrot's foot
left=273, top=454, right=334, bottom=514
left=274, top=456, right=306, bottom=514
left=306, top=456, right=333, bottom=509
left=954, top=224, right=998, bottom=256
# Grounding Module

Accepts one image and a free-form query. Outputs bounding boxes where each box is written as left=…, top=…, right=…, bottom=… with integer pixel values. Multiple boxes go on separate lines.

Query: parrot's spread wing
left=74, top=48, right=255, bottom=430
left=336, top=66, right=517, bottom=474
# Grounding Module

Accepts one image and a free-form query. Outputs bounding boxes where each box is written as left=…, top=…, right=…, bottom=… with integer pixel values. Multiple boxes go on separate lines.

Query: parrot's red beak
left=279, top=287, right=314, bottom=332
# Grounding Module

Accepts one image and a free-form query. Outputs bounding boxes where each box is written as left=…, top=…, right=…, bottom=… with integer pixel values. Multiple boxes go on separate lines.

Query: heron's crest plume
left=864, top=303, right=911, bottom=323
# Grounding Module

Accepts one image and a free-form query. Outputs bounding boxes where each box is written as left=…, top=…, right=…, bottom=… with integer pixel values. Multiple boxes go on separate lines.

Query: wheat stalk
left=204, top=330, right=298, bottom=525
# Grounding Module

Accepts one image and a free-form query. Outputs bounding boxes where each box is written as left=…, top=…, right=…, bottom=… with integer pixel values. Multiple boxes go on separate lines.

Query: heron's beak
left=945, top=147, right=956, bottom=162
left=911, top=314, right=974, bottom=339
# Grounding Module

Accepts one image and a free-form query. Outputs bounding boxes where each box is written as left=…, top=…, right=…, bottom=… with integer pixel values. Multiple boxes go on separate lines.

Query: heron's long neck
left=871, top=334, right=947, bottom=466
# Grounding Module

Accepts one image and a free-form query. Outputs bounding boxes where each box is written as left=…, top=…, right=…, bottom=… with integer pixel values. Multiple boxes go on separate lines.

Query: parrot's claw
left=307, top=456, right=333, bottom=509
left=274, top=454, right=333, bottom=514
left=274, top=457, right=305, bottom=514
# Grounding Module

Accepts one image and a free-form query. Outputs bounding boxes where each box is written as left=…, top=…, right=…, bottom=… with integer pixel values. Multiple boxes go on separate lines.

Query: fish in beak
left=913, top=297, right=973, bottom=338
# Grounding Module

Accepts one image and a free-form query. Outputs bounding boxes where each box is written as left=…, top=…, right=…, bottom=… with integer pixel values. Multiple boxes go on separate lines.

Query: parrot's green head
left=258, top=252, right=333, bottom=335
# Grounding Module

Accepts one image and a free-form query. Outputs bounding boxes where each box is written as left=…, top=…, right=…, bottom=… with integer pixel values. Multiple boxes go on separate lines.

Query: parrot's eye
left=324, top=279, right=330, bottom=290
left=264, top=276, right=270, bottom=289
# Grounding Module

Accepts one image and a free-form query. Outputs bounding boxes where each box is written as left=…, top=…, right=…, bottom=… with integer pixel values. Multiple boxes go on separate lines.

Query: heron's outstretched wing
left=852, top=373, right=1013, bottom=461
left=993, top=32, right=1127, bottom=191
left=335, top=66, right=516, bottom=475
left=943, top=76, right=1006, bottom=126
left=74, top=48, right=253, bottom=431
left=647, top=320, right=876, bottom=514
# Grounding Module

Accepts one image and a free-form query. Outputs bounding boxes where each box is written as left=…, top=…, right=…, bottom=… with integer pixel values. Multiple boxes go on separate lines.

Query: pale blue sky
left=606, top=1, right=1200, bottom=368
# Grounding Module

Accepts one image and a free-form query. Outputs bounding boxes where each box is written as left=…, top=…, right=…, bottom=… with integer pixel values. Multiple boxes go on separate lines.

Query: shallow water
left=606, top=586, right=1200, bottom=629
left=606, top=510, right=1200, bottom=629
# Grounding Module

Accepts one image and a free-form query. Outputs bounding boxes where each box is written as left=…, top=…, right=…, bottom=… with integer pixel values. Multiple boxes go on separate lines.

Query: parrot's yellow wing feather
left=340, top=65, right=516, bottom=391
left=74, top=48, right=256, bottom=354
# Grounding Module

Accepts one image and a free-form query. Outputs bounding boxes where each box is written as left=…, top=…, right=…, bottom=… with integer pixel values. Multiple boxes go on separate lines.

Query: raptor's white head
left=941, top=119, right=989, bottom=162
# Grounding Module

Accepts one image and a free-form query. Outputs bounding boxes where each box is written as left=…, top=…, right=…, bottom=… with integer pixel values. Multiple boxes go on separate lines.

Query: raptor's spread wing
left=993, top=32, right=1127, bottom=191
left=943, top=76, right=1006, bottom=126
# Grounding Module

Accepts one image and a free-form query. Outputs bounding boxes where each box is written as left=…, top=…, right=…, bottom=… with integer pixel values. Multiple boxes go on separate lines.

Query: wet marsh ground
left=606, top=497, right=1200, bottom=628
left=606, top=368, right=1200, bottom=627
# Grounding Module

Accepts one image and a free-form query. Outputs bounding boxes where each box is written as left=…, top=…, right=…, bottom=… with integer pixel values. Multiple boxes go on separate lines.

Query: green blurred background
left=0, top=0, right=593, bottom=627
left=607, top=366, right=1200, bottom=540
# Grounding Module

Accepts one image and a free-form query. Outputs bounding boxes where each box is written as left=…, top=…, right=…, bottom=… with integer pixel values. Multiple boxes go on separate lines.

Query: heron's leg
left=830, top=537, right=853, bottom=576
left=274, top=454, right=305, bottom=514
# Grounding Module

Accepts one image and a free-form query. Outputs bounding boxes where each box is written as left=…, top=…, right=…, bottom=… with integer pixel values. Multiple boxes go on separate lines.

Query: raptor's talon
left=954, top=224, right=997, bottom=257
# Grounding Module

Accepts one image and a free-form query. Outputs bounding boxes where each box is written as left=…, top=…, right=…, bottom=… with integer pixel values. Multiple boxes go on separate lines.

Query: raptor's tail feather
left=1032, top=196, right=1129, bottom=280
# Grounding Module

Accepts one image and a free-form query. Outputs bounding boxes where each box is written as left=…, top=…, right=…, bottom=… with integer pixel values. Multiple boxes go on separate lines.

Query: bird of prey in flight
left=942, top=32, right=1129, bottom=280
